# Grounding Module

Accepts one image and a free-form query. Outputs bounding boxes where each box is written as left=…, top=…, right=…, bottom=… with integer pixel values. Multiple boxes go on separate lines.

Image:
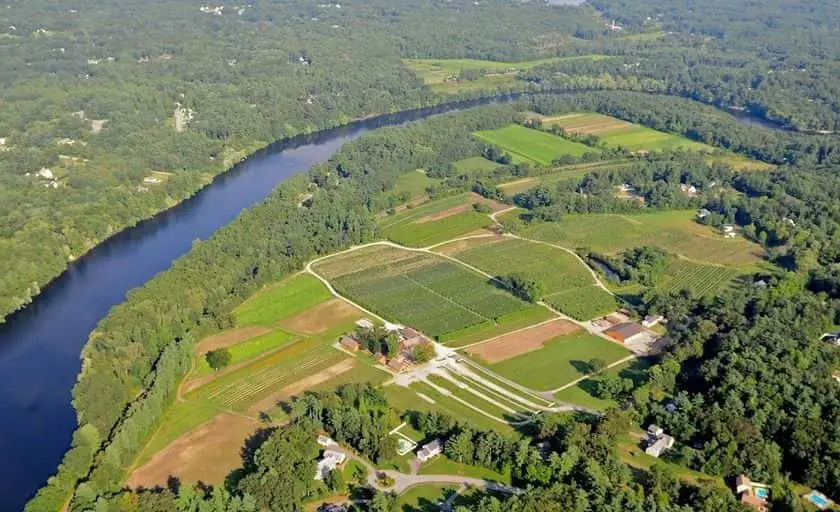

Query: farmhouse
left=339, top=335, right=359, bottom=352
left=314, top=450, right=346, bottom=480
left=399, top=326, right=426, bottom=349
left=735, top=474, right=770, bottom=512
left=644, top=424, right=674, bottom=458
left=355, top=318, right=375, bottom=330
left=642, top=315, right=664, bottom=328
left=417, top=439, right=443, bottom=462
left=605, top=323, right=646, bottom=344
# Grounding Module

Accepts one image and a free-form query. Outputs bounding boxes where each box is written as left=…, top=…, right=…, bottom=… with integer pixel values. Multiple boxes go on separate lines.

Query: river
left=0, top=95, right=522, bottom=510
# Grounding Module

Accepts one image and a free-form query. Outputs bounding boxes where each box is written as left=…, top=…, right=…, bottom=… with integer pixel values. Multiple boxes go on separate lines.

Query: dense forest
left=4, top=0, right=840, bottom=324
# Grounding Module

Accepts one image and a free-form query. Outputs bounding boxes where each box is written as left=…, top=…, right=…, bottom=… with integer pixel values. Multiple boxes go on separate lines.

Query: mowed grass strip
left=193, top=329, right=299, bottom=377
left=427, top=374, right=526, bottom=421
left=521, top=210, right=764, bottom=267
left=543, top=286, right=618, bottom=321
left=486, top=331, right=631, bottom=391
left=474, top=124, right=595, bottom=165
left=410, top=381, right=512, bottom=433
left=444, top=237, right=595, bottom=294
left=234, top=273, right=332, bottom=326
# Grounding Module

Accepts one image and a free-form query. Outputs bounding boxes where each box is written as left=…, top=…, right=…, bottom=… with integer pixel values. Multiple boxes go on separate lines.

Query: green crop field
left=442, top=237, right=595, bottom=294
left=546, top=113, right=711, bottom=152
left=454, top=156, right=500, bottom=174
left=657, top=259, right=741, bottom=296
left=193, top=329, right=299, bottom=377
left=517, top=210, right=764, bottom=267
left=385, top=211, right=492, bottom=247
left=543, top=286, right=618, bottom=320
left=234, top=274, right=333, bottom=326
left=440, top=305, right=556, bottom=347
left=499, top=160, right=631, bottom=195
left=474, top=125, right=596, bottom=165
left=315, top=246, right=531, bottom=338
left=486, top=331, right=631, bottom=391
left=392, top=169, right=437, bottom=199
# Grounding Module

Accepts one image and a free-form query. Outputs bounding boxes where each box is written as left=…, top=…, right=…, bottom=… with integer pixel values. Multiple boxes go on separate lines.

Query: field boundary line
left=549, top=354, right=636, bottom=393
left=454, top=316, right=561, bottom=350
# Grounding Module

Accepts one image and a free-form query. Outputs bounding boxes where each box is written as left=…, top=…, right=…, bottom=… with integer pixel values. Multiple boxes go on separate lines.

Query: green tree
left=205, top=348, right=232, bottom=371
left=324, top=468, right=345, bottom=494
left=411, top=342, right=436, bottom=363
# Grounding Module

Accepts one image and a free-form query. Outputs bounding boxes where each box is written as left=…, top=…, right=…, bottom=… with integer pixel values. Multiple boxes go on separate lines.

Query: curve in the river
left=0, top=94, right=529, bottom=511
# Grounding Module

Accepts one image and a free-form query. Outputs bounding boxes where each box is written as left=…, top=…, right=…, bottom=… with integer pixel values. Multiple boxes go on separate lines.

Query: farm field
left=474, top=124, right=596, bottom=165
left=393, top=169, right=437, bottom=199
left=313, top=245, right=532, bottom=338
left=543, top=285, right=618, bottom=321
left=192, top=329, right=299, bottom=377
left=513, top=209, right=765, bottom=267
left=483, top=330, right=631, bottom=391
left=438, top=237, right=594, bottom=294
left=464, top=318, right=579, bottom=363
left=657, top=259, right=742, bottom=297
left=498, top=160, right=633, bottom=195
left=234, top=273, right=333, bottom=327
left=378, top=192, right=501, bottom=247
left=410, top=381, right=513, bottom=433
left=453, top=156, right=500, bottom=174
left=438, top=305, right=556, bottom=347
left=545, top=113, right=710, bottom=153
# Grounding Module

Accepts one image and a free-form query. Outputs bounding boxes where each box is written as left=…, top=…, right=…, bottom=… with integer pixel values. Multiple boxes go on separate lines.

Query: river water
left=0, top=96, right=520, bottom=510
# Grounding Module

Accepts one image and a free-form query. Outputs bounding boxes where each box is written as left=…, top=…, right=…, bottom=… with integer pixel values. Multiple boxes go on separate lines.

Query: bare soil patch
left=126, top=413, right=257, bottom=488
left=247, top=359, right=357, bottom=415
left=195, top=326, right=271, bottom=354
left=278, top=298, right=363, bottom=334
left=466, top=319, right=579, bottom=363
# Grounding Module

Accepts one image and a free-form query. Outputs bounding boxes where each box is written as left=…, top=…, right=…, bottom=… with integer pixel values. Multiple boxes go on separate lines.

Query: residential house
left=388, top=355, right=406, bottom=373
left=417, top=439, right=443, bottom=462
left=642, top=315, right=664, bottom=328
left=355, top=318, right=375, bottom=330
left=314, top=450, right=346, bottom=480
left=605, top=323, right=647, bottom=344
left=318, top=504, right=348, bottom=512
left=735, top=475, right=770, bottom=512
left=821, top=332, right=840, bottom=345
left=644, top=424, right=674, bottom=458
left=317, top=435, right=337, bottom=447
left=339, top=335, right=359, bottom=352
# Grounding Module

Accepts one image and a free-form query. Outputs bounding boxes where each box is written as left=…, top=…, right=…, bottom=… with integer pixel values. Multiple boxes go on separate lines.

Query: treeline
left=25, top=105, right=519, bottom=511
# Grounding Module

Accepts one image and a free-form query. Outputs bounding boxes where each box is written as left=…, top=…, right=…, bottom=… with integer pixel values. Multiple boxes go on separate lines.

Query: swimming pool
left=806, top=491, right=831, bottom=509
left=754, top=487, right=769, bottom=500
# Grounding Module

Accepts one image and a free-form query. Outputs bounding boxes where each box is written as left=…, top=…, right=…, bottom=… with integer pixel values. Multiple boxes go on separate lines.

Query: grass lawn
left=417, top=456, right=511, bottom=484
left=393, top=170, right=437, bottom=199
left=486, top=331, right=631, bottom=391
left=519, top=210, right=765, bottom=267
left=234, top=274, right=333, bottom=326
left=453, top=156, right=501, bottom=174
left=555, top=357, right=654, bottom=409
left=396, top=484, right=459, bottom=512
left=475, top=124, right=596, bottom=165
left=441, top=305, right=556, bottom=347
left=385, top=211, right=492, bottom=247
left=427, top=374, right=525, bottom=421
left=618, top=433, right=724, bottom=488
left=193, top=329, right=299, bottom=377
left=410, top=381, right=513, bottom=434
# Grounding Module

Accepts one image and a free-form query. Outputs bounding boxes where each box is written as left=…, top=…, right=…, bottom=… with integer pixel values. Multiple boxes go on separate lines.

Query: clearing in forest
left=545, top=113, right=710, bottom=152
left=513, top=209, right=764, bottom=267
left=484, top=330, right=631, bottom=391
left=313, top=245, right=532, bottom=338
left=465, top=318, right=579, bottom=363
left=378, top=193, right=504, bottom=247
left=474, top=124, right=596, bottom=165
